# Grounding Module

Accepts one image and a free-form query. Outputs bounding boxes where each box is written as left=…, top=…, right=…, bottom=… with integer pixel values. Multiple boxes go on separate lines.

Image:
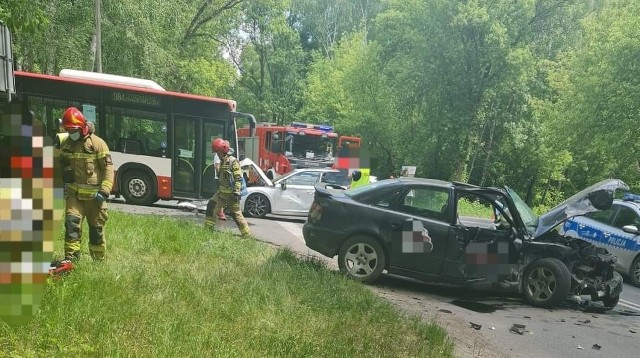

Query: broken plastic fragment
left=510, top=324, right=526, bottom=335
left=577, top=346, right=583, bottom=350
left=470, top=322, right=481, bottom=330
left=592, top=344, right=601, bottom=350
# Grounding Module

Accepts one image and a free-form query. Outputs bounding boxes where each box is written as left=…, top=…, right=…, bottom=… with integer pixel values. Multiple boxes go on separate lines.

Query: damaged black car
left=303, top=178, right=627, bottom=309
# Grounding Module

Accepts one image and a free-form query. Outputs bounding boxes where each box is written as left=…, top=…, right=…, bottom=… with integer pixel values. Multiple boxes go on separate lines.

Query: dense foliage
left=2, top=0, right=638, bottom=206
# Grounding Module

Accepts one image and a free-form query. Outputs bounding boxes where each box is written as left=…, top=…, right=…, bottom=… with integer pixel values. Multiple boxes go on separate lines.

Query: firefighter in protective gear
left=58, top=107, right=114, bottom=261
left=55, top=119, right=95, bottom=197
left=206, top=138, right=251, bottom=236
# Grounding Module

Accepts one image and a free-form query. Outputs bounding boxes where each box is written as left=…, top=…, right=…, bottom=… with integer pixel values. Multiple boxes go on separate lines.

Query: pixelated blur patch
left=399, top=219, right=433, bottom=254
left=465, top=241, right=518, bottom=281
left=335, top=144, right=371, bottom=170
left=1, top=102, right=63, bottom=325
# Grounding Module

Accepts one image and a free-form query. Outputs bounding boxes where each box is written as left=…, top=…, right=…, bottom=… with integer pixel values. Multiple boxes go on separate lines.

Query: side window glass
left=26, top=96, right=96, bottom=141
left=106, top=107, right=168, bottom=158
left=587, top=207, right=616, bottom=225
left=287, top=172, right=320, bottom=186
left=372, top=190, right=398, bottom=208
left=457, top=193, right=508, bottom=231
left=321, top=171, right=347, bottom=186
left=397, top=187, right=450, bottom=221
left=265, top=132, right=272, bottom=151
left=612, top=206, right=640, bottom=229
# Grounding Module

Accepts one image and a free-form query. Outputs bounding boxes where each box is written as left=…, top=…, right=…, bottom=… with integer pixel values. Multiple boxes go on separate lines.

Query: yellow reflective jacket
left=218, top=154, right=242, bottom=194
left=59, top=134, right=114, bottom=200
left=350, top=168, right=370, bottom=189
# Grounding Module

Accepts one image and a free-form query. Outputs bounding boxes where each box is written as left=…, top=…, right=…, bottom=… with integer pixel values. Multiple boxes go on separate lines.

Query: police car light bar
left=291, top=121, right=334, bottom=132
left=622, top=193, right=640, bottom=203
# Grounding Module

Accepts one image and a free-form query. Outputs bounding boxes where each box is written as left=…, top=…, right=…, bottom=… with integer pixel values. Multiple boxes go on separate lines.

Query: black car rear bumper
left=303, top=221, right=344, bottom=258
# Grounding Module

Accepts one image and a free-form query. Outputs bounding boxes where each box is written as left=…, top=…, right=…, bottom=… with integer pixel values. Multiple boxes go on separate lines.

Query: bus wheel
left=122, top=170, right=157, bottom=206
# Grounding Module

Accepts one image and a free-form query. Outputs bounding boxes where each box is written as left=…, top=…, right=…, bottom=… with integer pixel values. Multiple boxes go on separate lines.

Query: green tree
left=550, top=0, right=640, bottom=192
left=229, top=0, right=306, bottom=122
left=290, top=0, right=382, bottom=57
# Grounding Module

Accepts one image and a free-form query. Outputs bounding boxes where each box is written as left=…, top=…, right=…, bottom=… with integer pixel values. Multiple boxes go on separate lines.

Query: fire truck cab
left=237, top=122, right=360, bottom=178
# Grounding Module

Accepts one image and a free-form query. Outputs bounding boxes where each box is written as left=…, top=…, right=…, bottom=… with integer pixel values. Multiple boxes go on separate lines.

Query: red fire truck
left=237, top=122, right=361, bottom=177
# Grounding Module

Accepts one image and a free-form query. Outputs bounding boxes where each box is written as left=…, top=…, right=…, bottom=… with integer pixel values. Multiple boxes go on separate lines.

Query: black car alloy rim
left=525, top=267, right=557, bottom=302
left=344, top=243, right=378, bottom=277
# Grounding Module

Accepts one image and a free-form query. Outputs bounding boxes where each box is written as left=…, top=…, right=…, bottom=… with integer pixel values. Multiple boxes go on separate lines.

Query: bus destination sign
left=112, top=91, right=161, bottom=107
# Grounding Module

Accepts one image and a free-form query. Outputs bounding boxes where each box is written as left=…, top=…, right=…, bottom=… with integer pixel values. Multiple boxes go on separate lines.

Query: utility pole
left=95, top=0, right=102, bottom=73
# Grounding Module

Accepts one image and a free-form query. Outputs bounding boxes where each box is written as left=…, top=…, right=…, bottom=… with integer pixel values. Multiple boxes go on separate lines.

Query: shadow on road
left=375, top=274, right=523, bottom=310
left=373, top=273, right=638, bottom=315
left=261, top=215, right=306, bottom=224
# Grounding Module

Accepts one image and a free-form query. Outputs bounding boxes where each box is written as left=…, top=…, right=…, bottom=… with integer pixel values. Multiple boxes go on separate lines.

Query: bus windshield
left=284, top=133, right=337, bottom=159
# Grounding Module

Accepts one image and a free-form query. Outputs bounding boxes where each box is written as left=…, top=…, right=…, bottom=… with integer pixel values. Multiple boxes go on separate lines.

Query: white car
left=239, top=158, right=351, bottom=218
left=561, top=194, right=640, bottom=287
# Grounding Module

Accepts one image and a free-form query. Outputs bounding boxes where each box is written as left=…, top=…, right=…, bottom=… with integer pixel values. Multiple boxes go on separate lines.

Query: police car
left=562, top=193, right=640, bottom=286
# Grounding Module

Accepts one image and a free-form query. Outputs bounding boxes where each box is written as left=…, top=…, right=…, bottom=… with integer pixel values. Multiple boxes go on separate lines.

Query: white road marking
left=278, top=221, right=305, bottom=242
left=619, top=299, right=640, bottom=312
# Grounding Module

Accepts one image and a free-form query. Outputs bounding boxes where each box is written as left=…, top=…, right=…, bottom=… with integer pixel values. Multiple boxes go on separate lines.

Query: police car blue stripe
left=563, top=219, right=638, bottom=252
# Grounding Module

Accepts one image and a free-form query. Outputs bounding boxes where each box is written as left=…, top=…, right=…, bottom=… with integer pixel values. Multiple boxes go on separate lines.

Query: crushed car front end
left=557, top=236, right=623, bottom=307
left=524, top=235, right=623, bottom=309
left=506, top=179, right=628, bottom=309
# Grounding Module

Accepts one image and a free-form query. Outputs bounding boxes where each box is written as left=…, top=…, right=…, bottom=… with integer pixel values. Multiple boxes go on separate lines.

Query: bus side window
left=106, top=107, right=167, bottom=157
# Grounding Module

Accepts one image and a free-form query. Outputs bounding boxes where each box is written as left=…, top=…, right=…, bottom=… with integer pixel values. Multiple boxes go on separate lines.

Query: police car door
left=567, top=203, right=640, bottom=274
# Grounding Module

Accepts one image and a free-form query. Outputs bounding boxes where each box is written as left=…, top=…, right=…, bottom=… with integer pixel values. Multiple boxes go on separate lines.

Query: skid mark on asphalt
left=278, top=221, right=304, bottom=242
left=619, top=299, right=640, bottom=312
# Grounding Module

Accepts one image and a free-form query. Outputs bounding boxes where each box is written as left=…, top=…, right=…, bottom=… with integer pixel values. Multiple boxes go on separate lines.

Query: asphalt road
left=109, top=199, right=640, bottom=358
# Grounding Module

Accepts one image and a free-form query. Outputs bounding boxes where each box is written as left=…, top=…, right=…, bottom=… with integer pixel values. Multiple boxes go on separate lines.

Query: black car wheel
left=122, top=170, right=157, bottom=206
left=245, top=193, right=270, bottom=218
left=522, top=258, right=571, bottom=308
left=629, top=254, right=640, bottom=287
left=338, top=236, right=386, bottom=284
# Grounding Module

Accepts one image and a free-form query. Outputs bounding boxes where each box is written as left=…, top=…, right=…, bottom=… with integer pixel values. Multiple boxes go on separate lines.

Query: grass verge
left=0, top=210, right=453, bottom=357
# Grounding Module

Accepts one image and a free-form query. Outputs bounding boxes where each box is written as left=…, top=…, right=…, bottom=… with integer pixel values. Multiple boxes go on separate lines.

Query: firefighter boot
left=64, top=213, right=83, bottom=261
left=229, top=202, right=251, bottom=237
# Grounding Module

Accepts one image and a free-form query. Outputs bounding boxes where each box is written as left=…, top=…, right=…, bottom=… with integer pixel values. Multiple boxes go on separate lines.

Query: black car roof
left=372, top=177, right=507, bottom=194
left=393, top=177, right=456, bottom=188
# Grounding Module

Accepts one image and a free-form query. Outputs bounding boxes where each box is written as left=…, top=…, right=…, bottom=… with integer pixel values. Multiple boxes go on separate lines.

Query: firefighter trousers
left=206, top=192, right=250, bottom=236
left=64, top=194, right=108, bottom=260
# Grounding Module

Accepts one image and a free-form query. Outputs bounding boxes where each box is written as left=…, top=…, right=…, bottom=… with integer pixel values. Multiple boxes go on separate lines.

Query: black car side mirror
left=622, top=225, right=640, bottom=235
left=280, top=181, right=287, bottom=190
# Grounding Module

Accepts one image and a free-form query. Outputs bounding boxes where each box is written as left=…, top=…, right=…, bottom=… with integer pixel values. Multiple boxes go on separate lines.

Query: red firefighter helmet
left=212, top=138, right=230, bottom=154
left=62, top=107, right=89, bottom=136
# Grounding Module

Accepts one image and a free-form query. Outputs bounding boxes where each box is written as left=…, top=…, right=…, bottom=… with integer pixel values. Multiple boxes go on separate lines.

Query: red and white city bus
left=15, top=69, right=256, bottom=205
